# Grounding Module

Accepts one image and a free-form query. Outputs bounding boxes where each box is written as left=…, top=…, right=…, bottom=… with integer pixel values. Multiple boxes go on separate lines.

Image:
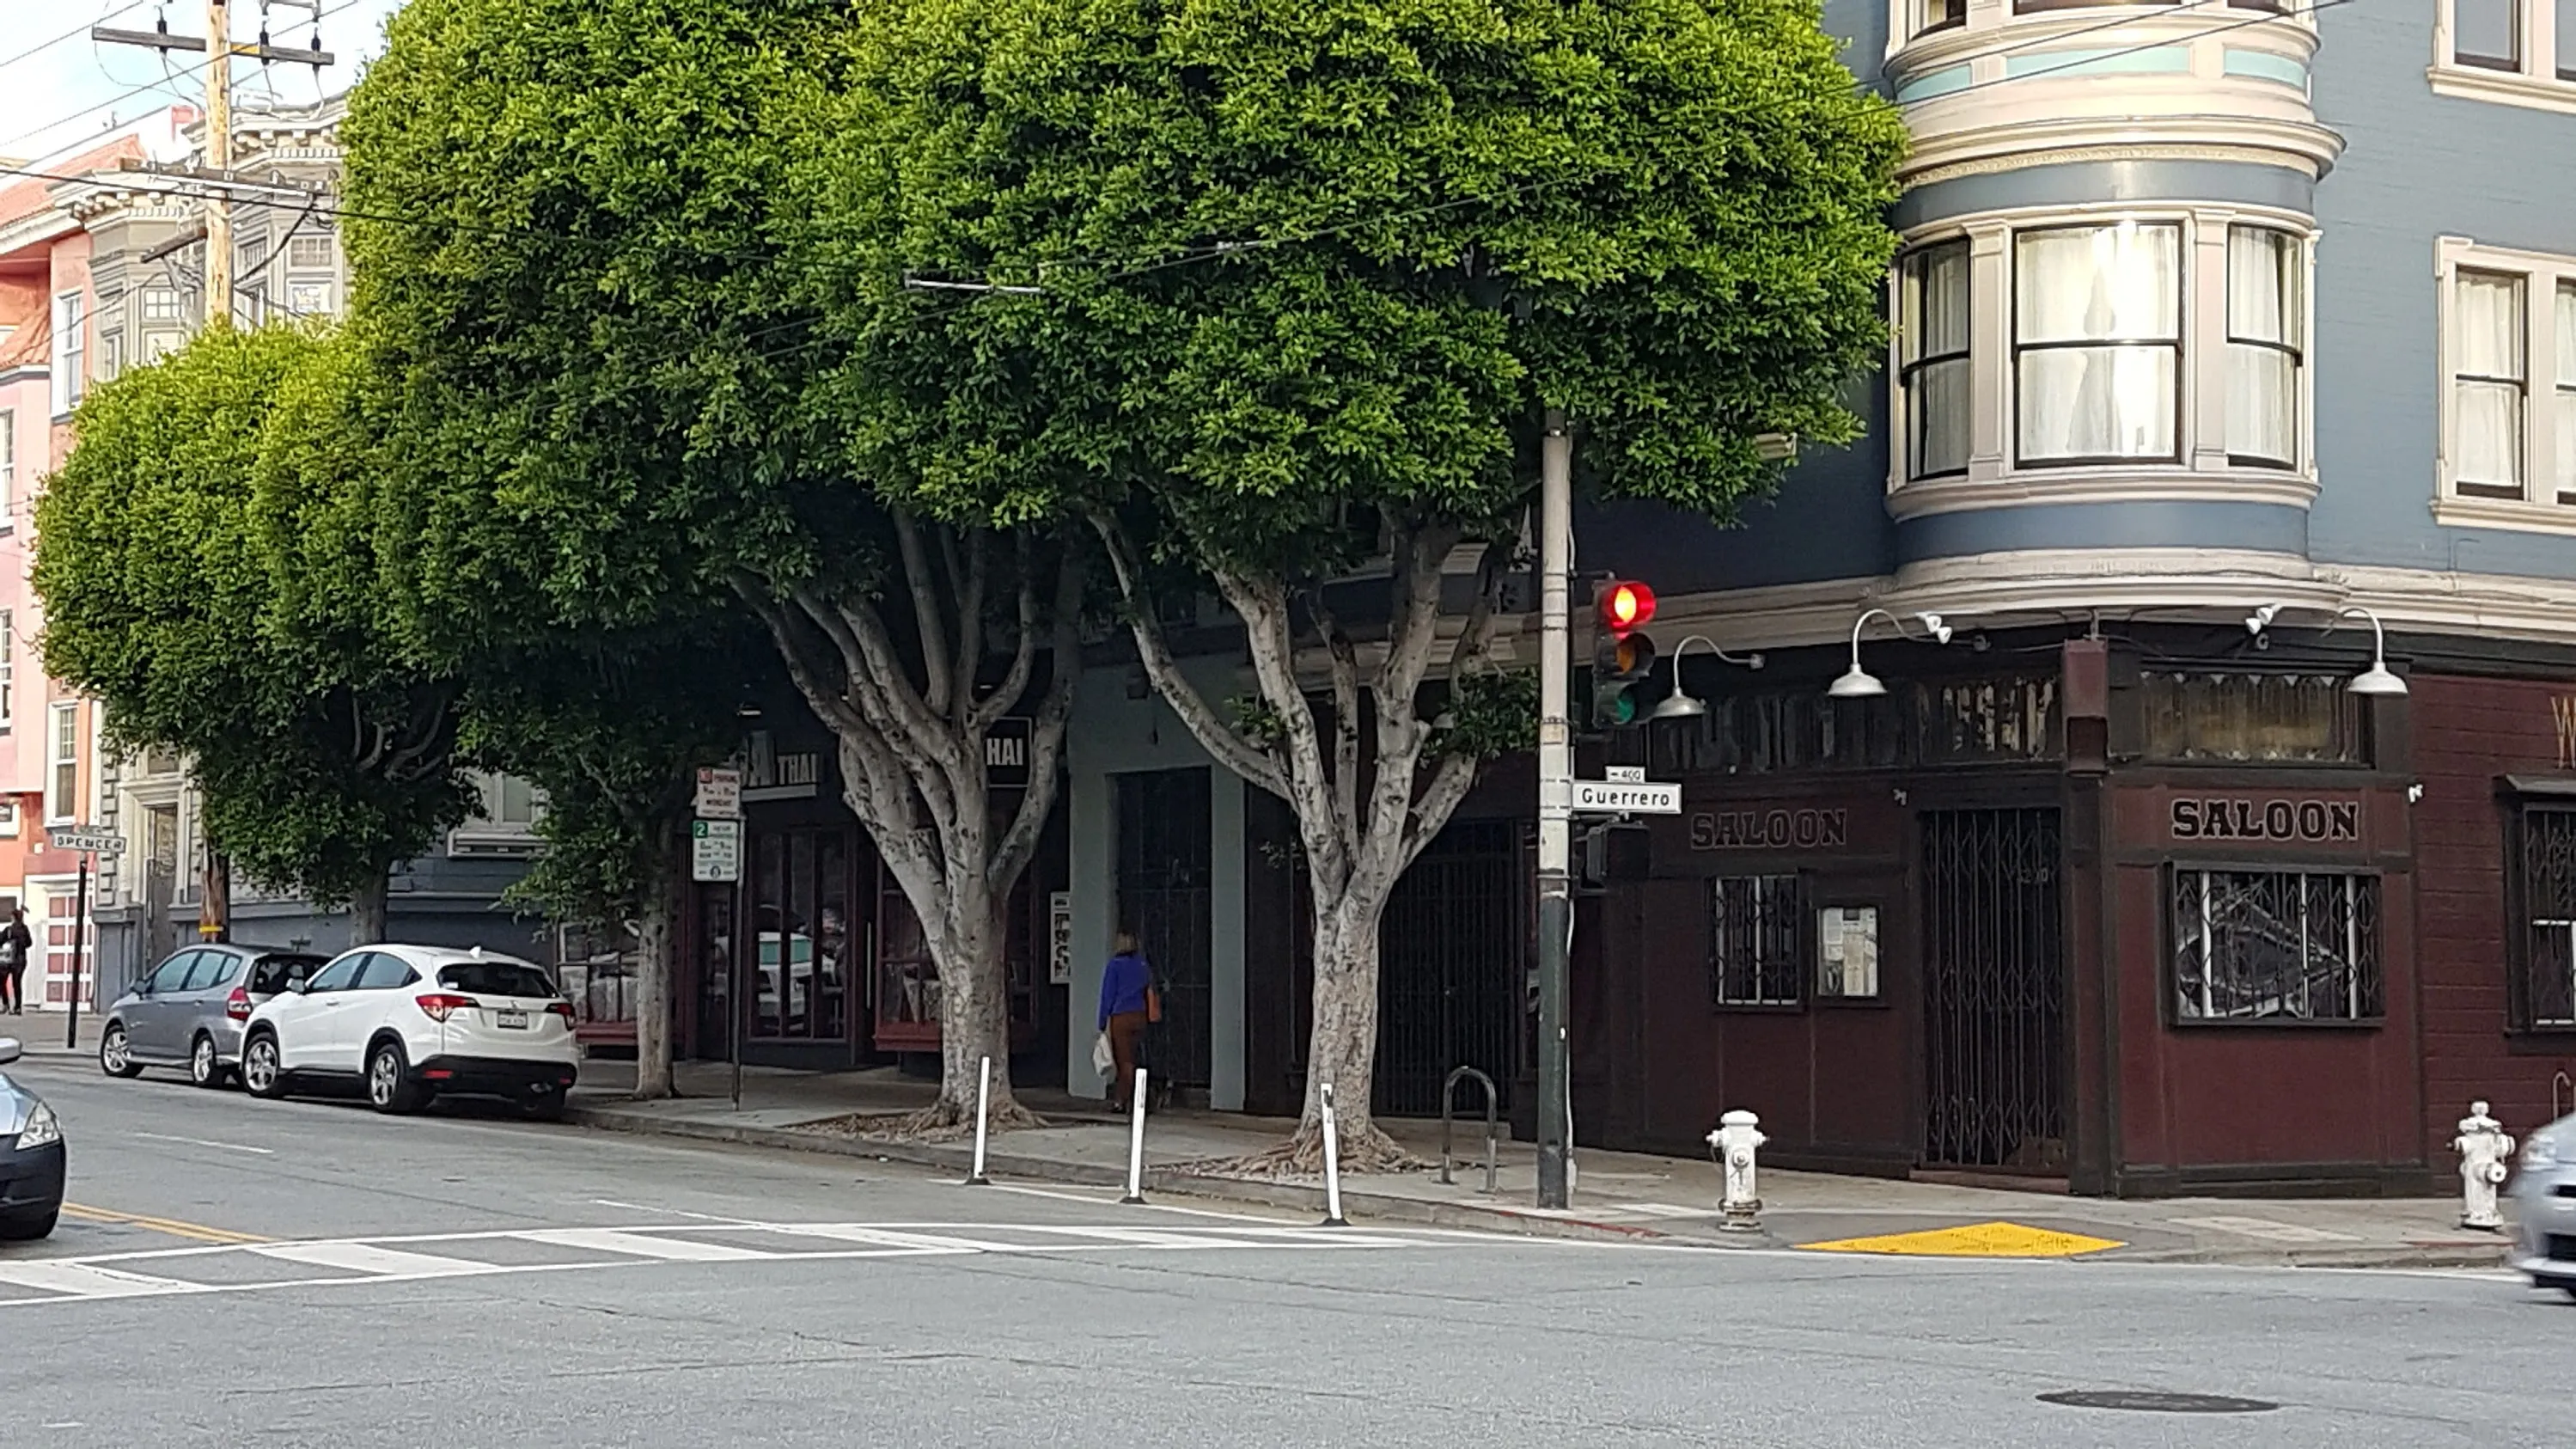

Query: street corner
left=1788, top=1218, right=2130, bottom=1260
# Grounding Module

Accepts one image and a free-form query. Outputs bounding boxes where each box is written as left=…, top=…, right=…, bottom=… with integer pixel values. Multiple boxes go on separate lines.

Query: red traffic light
left=1598, top=581, right=1656, bottom=633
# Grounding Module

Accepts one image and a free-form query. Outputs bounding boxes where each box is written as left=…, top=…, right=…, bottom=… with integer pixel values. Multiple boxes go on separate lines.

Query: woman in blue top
left=1097, top=932, right=1152, bottom=1113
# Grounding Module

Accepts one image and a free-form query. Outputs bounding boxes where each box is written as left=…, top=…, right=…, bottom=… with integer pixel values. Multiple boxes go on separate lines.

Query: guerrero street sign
left=1572, top=780, right=1682, bottom=816
left=50, top=827, right=125, bottom=855
left=690, top=818, right=742, bottom=883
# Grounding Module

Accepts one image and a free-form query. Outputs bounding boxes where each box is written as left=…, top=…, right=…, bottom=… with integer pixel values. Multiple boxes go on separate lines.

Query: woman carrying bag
left=1096, top=932, right=1158, bottom=1114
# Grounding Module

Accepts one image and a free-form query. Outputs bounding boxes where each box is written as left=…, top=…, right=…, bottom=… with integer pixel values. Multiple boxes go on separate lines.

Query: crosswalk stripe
left=252, top=1242, right=496, bottom=1278
left=774, top=1226, right=1014, bottom=1254
left=517, top=1228, right=772, bottom=1262
left=0, top=1261, right=203, bottom=1299
left=1004, top=1225, right=1267, bottom=1250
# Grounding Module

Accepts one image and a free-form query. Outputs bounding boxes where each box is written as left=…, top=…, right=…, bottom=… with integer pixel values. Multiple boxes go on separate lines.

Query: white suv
left=240, top=945, right=582, bottom=1119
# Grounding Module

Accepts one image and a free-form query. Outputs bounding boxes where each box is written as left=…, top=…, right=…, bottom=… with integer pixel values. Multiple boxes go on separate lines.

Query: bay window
left=50, top=292, right=83, bottom=416
left=2013, top=223, right=2182, bottom=466
left=2454, top=0, right=2521, bottom=69
left=2453, top=268, right=2530, bottom=498
left=1901, top=241, right=1971, bottom=480
left=2226, top=227, right=2304, bottom=468
left=2559, top=283, right=2576, bottom=501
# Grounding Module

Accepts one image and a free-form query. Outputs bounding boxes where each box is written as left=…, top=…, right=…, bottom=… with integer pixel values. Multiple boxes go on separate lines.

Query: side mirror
left=0, top=1038, right=21, bottom=1066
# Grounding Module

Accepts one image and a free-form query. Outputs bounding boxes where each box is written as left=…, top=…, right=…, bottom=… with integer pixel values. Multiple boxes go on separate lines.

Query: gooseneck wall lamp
left=2243, top=602, right=2408, bottom=697
left=1646, top=636, right=1765, bottom=722
left=1828, top=608, right=1953, bottom=700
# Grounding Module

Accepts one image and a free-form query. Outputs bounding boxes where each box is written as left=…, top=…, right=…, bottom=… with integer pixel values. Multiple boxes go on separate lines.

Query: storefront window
left=2143, top=673, right=2366, bottom=764
left=2513, top=804, right=2576, bottom=1029
left=2170, top=868, right=2383, bottom=1022
left=1710, top=875, right=1803, bottom=1007
left=750, top=828, right=850, bottom=1042
left=876, top=871, right=939, bottom=1049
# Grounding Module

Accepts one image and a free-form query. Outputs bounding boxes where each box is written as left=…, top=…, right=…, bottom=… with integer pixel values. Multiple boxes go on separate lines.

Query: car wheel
left=98, top=1022, right=143, bottom=1079
left=241, top=1033, right=288, bottom=1100
left=366, top=1040, right=424, bottom=1115
left=188, top=1033, right=229, bottom=1089
left=522, top=1093, right=567, bottom=1123
left=0, top=1208, right=58, bottom=1242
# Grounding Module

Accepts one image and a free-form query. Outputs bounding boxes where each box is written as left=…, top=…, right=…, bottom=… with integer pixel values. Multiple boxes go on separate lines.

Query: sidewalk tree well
left=33, top=325, right=473, bottom=941
left=340, top=0, right=1084, bottom=1130
left=816, top=0, right=1904, bottom=1166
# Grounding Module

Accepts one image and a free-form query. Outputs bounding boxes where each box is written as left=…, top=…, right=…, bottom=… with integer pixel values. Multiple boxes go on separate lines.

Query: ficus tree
left=34, top=324, right=475, bottom=943
left=341, top=0, right=1085, bottom=1128
left=809, top=0, right=1905, bottom=1164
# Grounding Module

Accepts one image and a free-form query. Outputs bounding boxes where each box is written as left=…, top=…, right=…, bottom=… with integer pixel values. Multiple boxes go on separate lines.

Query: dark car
left=99, top=945, right=328, bottom=1088
left=0, top=1036, right=64, bottom=1240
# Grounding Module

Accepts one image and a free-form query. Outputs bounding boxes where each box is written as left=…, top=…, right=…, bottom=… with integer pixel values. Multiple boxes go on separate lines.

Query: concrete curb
left=560, top=1104, right=2513, bottom=1269
left=563, top=1104, right=1702, bottom=1248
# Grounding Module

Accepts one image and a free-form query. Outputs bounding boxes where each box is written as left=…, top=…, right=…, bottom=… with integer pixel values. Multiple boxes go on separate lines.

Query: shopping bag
left=1091, top=1030, right=1115, bottom=1079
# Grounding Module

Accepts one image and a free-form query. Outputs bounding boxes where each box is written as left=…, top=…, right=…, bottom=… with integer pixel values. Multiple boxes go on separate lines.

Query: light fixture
left=1828, top=608, right=1955, bottom=700
left=1647, top=635, right=1765, bottom=722
left=2341, top=606, right=2408, bottom=696
left=2245, top=602, right=2283, bottom=636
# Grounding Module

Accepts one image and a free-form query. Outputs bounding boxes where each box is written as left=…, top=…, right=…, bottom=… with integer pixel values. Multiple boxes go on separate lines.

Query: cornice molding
left=1888, top=470, right=2319, bottom=520
left=1901, top=119, right=2345, bottom=188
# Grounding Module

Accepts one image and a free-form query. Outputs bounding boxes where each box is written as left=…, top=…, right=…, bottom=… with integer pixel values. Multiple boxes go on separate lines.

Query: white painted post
left=965, top=1055, right=992, bottom=1186
left=1319, top=1080, right=1348, bottom=1227
left=1120, top=1067, right=1149, bottom=1205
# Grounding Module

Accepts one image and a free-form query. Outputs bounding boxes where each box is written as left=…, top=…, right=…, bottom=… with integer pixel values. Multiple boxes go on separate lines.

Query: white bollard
left=965, top=1055, right=992, bottom=1186
left=2453, top=1100, right=2514, bottom=1232
left=1121, top=1067, right=1150, bottom=1205
left=1706, top=1110, right=1767, bottom=1234
left=1318, top=1081, right=1348, bottom=1227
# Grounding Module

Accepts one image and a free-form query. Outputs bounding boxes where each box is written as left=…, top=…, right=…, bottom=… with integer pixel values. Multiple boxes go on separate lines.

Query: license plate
left=496, top=1008, right=530, bottom=1030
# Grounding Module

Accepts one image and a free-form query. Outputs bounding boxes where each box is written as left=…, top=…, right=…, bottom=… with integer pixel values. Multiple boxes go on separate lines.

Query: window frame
left=49, top=290, right=84, bottom=417
left=0, top=408, right=13, bottom=522
left=2431, top=0, right=2576, bottom=112
left=2451, top=266, right=2530, bottom=500
left=1812, top=901, right=1887, bottom=1003
left=1708, top=873, right=1807, bottom=1011
left=1900, top=239, right=1973, bottom=481
left=2506, top=797, right=2576, bottom=1033
left=2454, top=0, right=2525, bottom=70
left=2011, top=221, right=2188, bottom=469
left=2433, top=239, right=2576, bottom=523
left=2225, top=224, right=2305, bottom=469
left=2165, top=863, right=2386, bottom=1027
left=46, top=701, right=78, bottom=825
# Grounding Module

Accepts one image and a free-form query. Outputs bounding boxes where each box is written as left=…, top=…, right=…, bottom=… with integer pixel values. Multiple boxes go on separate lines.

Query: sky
left=0, top=0, right=406, bottom=162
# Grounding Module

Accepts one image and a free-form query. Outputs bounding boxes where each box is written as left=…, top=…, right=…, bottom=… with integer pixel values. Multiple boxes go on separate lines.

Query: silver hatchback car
left=100, top=945, right=329, bottom=1088
left=2510, top=1112, right=2576, bottom=1297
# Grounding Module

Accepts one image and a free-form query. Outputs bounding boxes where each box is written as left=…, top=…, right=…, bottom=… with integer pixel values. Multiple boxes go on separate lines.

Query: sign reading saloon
left=2169, top=795, right=2361, bottom=844
left=1690, top=807, right=1848, bottom=851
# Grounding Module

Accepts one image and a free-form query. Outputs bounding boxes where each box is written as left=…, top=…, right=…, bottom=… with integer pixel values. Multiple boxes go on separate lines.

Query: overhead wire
left=0, top=0, right=368, bottom=158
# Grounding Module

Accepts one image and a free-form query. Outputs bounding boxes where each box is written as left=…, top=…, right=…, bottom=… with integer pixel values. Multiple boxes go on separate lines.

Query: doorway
left=1115, top=769, right=1213, bottom=1093
left=1377, top=820, right=1523, bottom=1116
left=1920, top=808, right=2067, bottom=1171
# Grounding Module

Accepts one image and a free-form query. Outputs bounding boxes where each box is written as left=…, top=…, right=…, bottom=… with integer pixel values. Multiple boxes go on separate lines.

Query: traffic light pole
left=1535, top=408, right=1573, bottom=1211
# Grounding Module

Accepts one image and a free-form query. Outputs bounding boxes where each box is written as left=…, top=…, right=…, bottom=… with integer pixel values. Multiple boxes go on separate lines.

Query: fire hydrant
left=1706, top=1110, right=1766, bottom=1233
left=2453, top=1101, right=2514, bottom=1232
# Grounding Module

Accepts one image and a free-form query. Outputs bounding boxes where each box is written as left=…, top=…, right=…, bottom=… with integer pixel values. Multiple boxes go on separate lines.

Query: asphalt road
left=0, top=1054, right=2563, bottom=1449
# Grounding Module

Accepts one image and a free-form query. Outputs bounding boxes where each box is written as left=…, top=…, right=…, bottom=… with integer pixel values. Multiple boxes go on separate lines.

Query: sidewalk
left=565, top=1060, right=2516, bottom=1269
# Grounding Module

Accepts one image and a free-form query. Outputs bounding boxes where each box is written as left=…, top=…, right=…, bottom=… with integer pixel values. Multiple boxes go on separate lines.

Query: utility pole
left=204, top=0, right=234, bottom=326
left=1535, top=409, right=1573, bottom=1210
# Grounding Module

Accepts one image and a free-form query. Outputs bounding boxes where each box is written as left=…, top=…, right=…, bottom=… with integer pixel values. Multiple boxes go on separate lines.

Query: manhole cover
left=2039, top=1391, right=2280, bottom=1415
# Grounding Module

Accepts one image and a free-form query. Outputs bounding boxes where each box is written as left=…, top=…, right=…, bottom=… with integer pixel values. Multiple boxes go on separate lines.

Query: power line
left=0, top=0, right=366, bottom=157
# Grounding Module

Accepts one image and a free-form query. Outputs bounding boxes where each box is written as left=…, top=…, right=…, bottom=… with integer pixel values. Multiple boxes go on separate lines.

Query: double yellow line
left=61, top=1202, right=270, bottom=1245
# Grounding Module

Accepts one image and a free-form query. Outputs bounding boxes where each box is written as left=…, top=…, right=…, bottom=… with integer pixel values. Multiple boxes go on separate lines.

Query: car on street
left=2511, top=1110, right=2576, bottom=1297
left=0, top=1036, right=64, bottom=1240
left=239, top=945, right=581, bottom=1118
left=98, top=945, right=329, bottom=1088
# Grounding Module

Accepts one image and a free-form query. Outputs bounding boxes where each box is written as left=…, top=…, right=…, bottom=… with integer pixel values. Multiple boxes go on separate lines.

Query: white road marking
left=519, top=1227, right=779, bottom=1262
left=775, top=1226, right=1018, bottom=1254
left=131, top=1132, right=275, bottom=1155
left=2169, top=1216, right=2367, bottom=1244
left=1605, top=1202, right=1712, bottom=1220
left=589, top=1199, right=756, bottom=1224
left=253, top=1242, right=493, bottom=1278
left=1004, top=1225, right=1268, bottom=1250
left=0, top=1261, right=205, bottom=1299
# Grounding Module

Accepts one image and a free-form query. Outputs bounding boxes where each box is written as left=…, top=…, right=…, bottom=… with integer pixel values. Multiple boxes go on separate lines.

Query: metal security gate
left=1920, top=808, right=2067, bottom=1171
left=1116, top=769, right=1213, bottom=1092
left=1376, top=821, right=1523, bottom=1117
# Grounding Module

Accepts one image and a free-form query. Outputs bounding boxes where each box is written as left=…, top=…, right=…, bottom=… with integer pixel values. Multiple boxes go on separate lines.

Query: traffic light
left=1590, top=580, right=1657, bottom=727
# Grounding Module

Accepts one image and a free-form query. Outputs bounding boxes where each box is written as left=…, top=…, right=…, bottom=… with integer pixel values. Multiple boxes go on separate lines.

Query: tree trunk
left=201, top=851, right=231, bottom=944
left=925, top=865, right=1021, bottom=1127
left=632, top=820, right=680, bottom=1101
left=349, top=870, right=388, bottom=946
left=1294, top=881, right=1406, bottom=1167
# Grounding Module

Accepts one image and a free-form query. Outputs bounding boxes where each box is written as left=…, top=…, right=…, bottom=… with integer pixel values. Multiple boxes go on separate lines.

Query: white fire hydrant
left=2453, top=1101, right=2514, bottom=1232
left=1706, top=1110, right=1766, bottom=1233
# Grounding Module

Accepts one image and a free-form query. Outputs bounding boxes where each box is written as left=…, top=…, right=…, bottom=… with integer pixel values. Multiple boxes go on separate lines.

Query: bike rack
left=1440, top=1066, right=1500, bottom=1194
left=2554, top=1070, right=2573, bottom=1124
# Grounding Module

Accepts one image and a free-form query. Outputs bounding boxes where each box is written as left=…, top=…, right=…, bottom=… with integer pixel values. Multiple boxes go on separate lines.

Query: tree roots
left=808, top=1097, right=1047, bottom=1143
left=1184, top=1119, right=1425, bottom=1179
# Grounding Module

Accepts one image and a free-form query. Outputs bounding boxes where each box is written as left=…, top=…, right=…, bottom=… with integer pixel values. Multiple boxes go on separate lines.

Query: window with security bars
left=2515, top=806, right=2576, bottom=1029
left=1710, top=875, right=1803, bottom=1007
left=2170, top=868, right=2382, bottom=1022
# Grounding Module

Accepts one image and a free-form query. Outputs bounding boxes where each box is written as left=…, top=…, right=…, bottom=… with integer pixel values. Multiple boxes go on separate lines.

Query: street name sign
left=691, top=818, right=742, bottom=882
left=693, top=767, right=743, bottom=820
left=51, top=827, right=125, bottom=855
left=1572, top=780, right=1682, bottom=816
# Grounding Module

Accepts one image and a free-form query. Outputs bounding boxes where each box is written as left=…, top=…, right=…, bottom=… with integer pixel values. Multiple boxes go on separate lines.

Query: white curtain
left=2226, top=229, right=2302, bottom=465
left=2454, top=270, right=2525, bottom=492
left=2558, top=282, right=2576, bottom=497
left=2015, top=224, right=2181, bottom=462
left=1903, top=242, right=1971, bottom=477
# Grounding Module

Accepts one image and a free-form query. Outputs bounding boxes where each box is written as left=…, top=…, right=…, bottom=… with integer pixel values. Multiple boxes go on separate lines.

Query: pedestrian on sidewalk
left=0, top=907, right=27, bottom=1015
left=1097, top=931, right=1153, bottom=1114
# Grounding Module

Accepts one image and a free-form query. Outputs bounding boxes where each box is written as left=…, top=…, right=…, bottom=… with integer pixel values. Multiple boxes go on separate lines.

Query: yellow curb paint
left=61, top=1203, right=271, bottom=1246
left=1797, top=1220, right=2125, bottom=1258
